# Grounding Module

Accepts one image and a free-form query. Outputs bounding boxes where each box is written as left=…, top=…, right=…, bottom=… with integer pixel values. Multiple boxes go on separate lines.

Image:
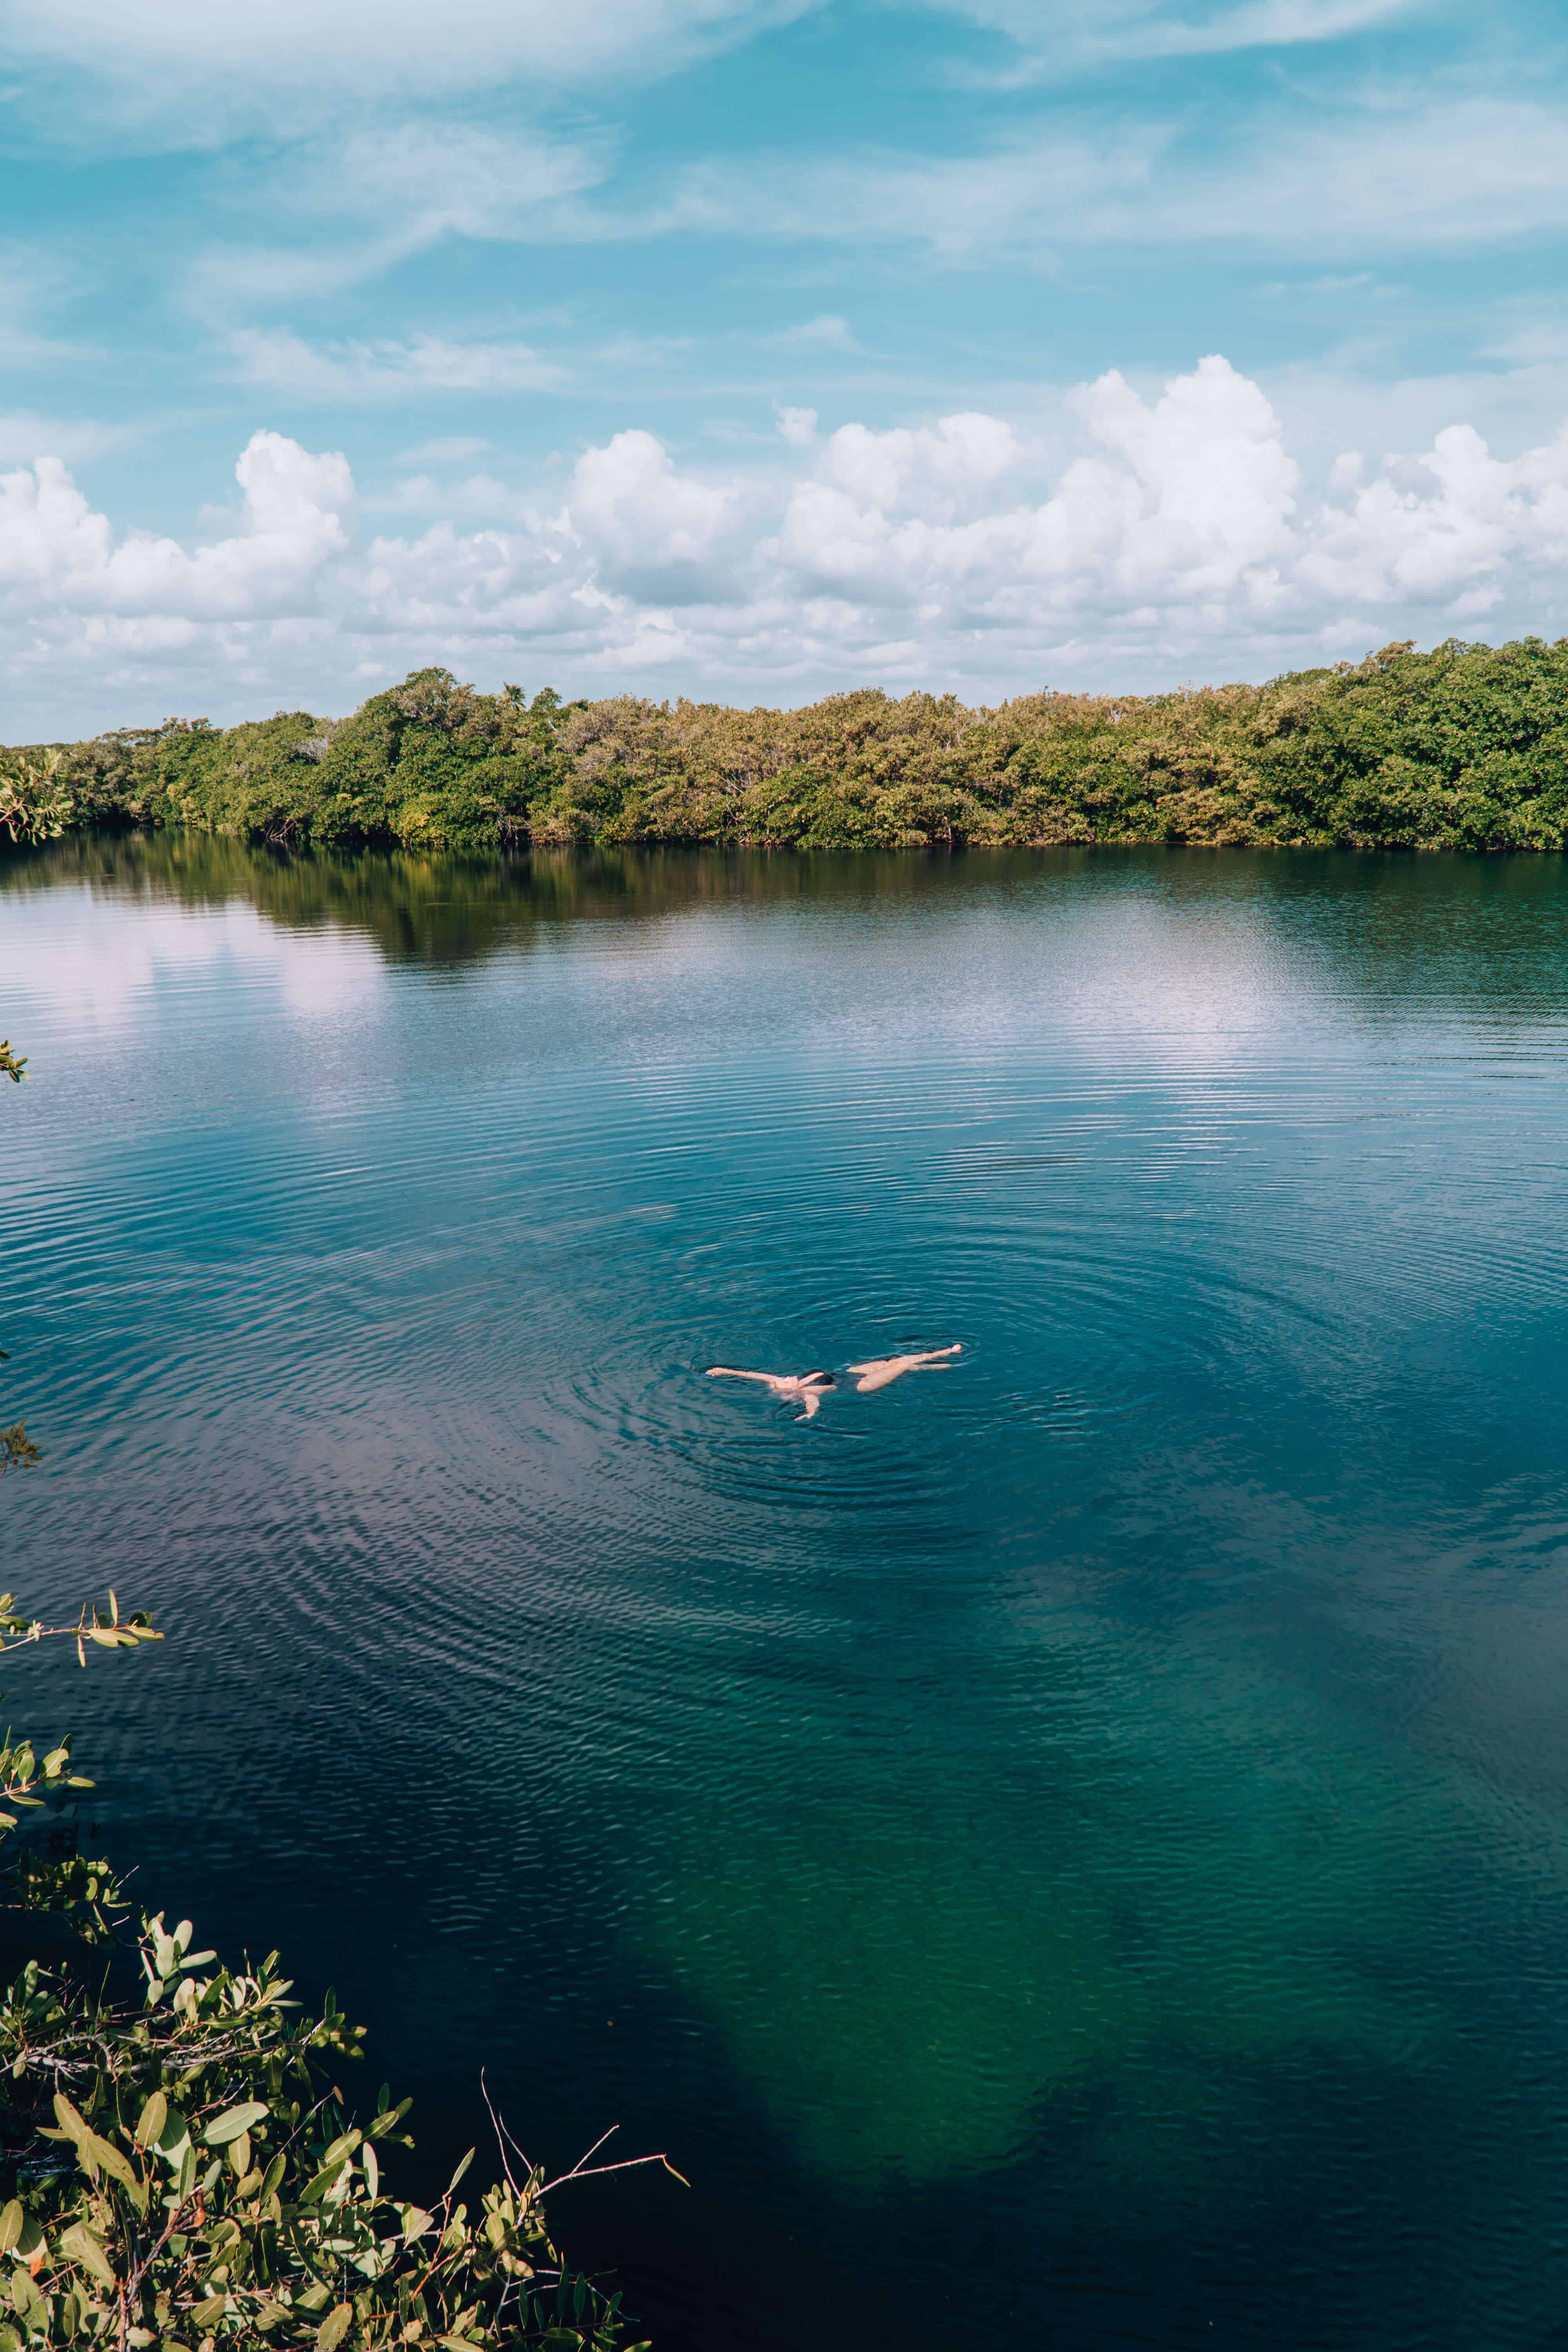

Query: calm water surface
left=5, top=836, right=1568, bottom=2348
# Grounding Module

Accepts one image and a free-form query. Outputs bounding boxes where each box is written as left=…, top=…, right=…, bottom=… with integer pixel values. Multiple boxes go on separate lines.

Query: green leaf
left=135, top=2092, right=167, bottom=2149
left=58, top=2221, right=116, bottom=2288
left=51, top=2091, right=89, bottom=2145
left=0, top=2203, right=20, bottom=2256
left=364, top=2098, right=412, bottom=2141
left=316, top=2303, right=353, bottom=2352
left=204, top=2100, right=269, bottom=2146
left=446, top=2148, right=474, bottom=2196
left=188, top=2294, right=228, bottom=2327
left=79, top=2126, right=140, bottom=2193
left=299, top=2159, right=348, bottom=2207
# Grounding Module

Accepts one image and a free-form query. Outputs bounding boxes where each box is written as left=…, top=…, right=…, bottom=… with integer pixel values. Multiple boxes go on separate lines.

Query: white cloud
left=0, top=0, right=820, bottom=111
left=0, top=428, right=350, bottom=623
left=183, top=127, right=608, bottom=319
left=379, top=472, right=518, bottom=516
left=630, top=96, right=1568, bottom=261
left=296, top=123, right=606, bottom=238
left=775, top=406, right=818, bottom=448
left=395, top=437, right=492, bottom=467
left=4, top=357, right=1568, bottom=737
left=774, top=313, right=858, bottom=348
left=0, top=242, right=100, bottom=368
left=229, top=328, right=566, bottom=401
left=822, top=410, right=1020, bottom=515
left=769, top=363, right=1296, bottom=612
left=0, top=412, right=130, bottom=466
left=1301, top=422, right=1568, bottom=606
left=554, top=428, right=747, bottom=597
left=942, top=0, right=1417, bottom=78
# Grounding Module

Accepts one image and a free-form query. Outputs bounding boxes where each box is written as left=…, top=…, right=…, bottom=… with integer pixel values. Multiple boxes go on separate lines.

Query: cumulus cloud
left=552, top=428, right=748, bottom=599
left=4, top=357, right=1568, bottom=735
left=1302, top=424, right=1568, bottom=609
left=0, top=428, right=350, bottom=626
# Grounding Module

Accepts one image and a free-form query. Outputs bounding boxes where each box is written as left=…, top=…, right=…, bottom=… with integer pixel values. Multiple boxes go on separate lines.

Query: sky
left=1, top=0, right=1567, bottom=732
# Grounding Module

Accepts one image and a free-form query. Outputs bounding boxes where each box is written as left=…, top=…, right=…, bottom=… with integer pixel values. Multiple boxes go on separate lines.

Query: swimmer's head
left=802, top=1370, right=835, bottom=1388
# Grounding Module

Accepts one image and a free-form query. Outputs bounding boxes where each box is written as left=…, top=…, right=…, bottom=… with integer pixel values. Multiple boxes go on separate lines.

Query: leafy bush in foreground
left=0, top=1922, right=641, bottom=2351
left=11, top=635, right=1568, bottom=855
left=0, top=1584, right=650, bottom=2352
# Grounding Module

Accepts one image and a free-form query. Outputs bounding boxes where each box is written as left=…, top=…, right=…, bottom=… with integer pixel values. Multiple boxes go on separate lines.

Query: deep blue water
left=6, top=835, right=1568, bottom=2348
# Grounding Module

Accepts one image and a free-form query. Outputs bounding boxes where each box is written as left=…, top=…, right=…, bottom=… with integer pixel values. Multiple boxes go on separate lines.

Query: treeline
left=10, top=635, right=1568, bottom=855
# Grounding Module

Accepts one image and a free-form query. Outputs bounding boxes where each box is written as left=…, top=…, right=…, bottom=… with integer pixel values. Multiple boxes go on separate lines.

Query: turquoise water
left=6, top=836, right=1568, bottom=2346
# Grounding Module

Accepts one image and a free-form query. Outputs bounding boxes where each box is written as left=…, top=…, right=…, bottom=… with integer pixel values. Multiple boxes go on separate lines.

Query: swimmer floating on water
left=705, top=1365, right=837, bottom=1419
left=847, top=1343, right=962, bottom=1392
left=706, top=1344, right=962, bottom=1416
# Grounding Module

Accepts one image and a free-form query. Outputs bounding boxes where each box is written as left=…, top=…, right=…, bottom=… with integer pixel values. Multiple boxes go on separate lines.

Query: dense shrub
left=14, top=637, right=1568, bottom=855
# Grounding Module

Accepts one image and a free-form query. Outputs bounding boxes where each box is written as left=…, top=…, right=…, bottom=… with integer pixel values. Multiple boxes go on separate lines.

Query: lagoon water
left=7, top=836, right=1568, bottom=2347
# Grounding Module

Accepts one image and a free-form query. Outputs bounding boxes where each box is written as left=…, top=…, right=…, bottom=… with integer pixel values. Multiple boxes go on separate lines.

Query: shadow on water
left=8, top=838, right=1568, bottom=2347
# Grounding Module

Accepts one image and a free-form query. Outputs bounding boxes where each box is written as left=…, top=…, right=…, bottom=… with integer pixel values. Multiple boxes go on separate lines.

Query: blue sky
left=2, top=0, right=1566, bottom=730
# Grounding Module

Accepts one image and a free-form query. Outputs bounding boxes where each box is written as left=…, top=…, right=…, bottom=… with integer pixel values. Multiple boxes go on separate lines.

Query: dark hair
left=803, top=1370, right=835, bottom=1387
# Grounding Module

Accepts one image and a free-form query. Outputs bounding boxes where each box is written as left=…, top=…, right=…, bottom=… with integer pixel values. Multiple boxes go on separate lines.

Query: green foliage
left=0, top=1434, right=39, bottom=1480
left=0, top=1925, right=648, bottom=2351
left=0, top=1586, right=656, bottom=2348
left=0, top=757, right=70, bottom=851
left=12, top=636, right=1568, bottom=856
left=0, top=1592, right=162, bottom=1941
left=0, top=1049, right=23, bottom=1086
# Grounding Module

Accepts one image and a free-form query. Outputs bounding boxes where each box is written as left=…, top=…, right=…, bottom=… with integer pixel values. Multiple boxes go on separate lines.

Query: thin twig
left=542, top=2151, right=689, bottom=2193
left=479, top=2069, right=519, bottom=2196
